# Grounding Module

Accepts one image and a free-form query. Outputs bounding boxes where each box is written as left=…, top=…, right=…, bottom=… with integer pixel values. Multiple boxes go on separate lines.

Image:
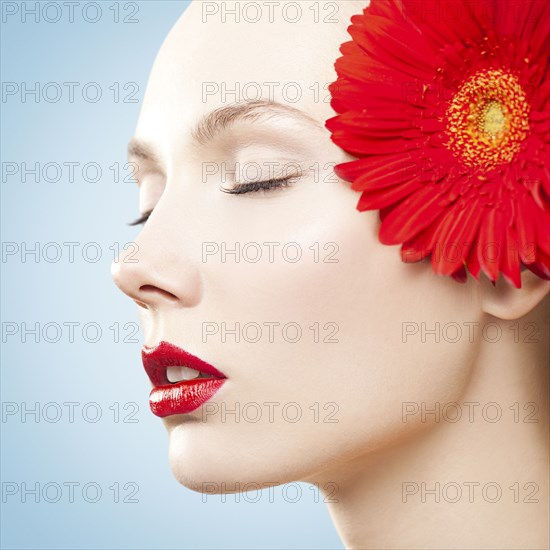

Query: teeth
left=167, top=366, right=201, bottom=383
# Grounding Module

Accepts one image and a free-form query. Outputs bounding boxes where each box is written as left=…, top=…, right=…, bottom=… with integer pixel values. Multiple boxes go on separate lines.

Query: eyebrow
left=127, top=100, right=322, bottom=167
left=192, top=99, right=322, bottom=144
left=127, top=139, right=162, bottom=164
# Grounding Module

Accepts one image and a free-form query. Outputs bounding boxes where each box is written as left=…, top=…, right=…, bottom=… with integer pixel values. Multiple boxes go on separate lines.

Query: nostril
left=139, top=285, right=179, bottom=302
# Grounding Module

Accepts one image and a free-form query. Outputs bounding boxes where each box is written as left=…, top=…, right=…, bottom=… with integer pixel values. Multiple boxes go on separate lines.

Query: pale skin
left=111, top=2, right=550, bottom=549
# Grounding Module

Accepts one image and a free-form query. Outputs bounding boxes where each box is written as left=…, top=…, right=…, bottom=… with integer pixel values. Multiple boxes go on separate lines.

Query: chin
left=168, top=457, right=299, bottom=495
left=165, top=422, right=326, bottom=493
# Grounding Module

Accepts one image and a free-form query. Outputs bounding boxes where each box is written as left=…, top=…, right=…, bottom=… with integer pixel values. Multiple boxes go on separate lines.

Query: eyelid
left=221, top=177, right=294, bottom=195
left=135, top=171, right=165, bottom=224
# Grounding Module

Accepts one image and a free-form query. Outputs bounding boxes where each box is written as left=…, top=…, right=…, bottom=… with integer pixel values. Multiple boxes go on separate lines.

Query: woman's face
left=112, top=1, right=483, bottom=490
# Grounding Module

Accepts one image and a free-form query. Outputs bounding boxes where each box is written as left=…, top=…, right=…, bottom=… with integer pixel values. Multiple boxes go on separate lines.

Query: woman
left=111, top=1, right=549, bottom=548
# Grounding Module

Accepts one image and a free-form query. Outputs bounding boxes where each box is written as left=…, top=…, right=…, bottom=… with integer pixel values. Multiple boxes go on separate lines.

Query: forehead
left=135, top=1, right=355, bottom=149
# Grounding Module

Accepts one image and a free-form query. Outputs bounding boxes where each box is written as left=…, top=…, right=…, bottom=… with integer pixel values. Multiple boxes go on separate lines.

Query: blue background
left=0, top=1, right=343, bottom=548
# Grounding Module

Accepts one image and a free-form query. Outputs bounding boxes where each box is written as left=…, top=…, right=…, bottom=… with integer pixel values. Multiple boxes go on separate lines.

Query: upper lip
left=141, top=340, right=226, bottom=386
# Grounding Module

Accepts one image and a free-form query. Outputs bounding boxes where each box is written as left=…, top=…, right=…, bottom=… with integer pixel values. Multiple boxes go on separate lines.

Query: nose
left=111, top=223, right=202, bottom=310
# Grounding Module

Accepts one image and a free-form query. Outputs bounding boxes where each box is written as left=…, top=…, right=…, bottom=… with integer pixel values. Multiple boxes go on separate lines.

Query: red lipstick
left=141, top=341, right=226, bottom=418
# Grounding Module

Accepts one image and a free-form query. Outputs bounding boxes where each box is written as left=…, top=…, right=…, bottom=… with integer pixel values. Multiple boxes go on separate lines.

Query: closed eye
left=128, top=210, right=152, bottom=226
left=221, top=178, right=294, bottom=195
left=128, top=177, right=294, bottom=225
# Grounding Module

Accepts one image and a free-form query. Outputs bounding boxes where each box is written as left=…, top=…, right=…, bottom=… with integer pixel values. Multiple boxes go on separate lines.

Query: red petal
left=501, top=226, right=522, bottom=288
left=451, top=265, right=468, bottom=283
left=348, top=15, right=434, bottom=79
left=401, top=224, right=434, bottom=263
left=406, top=0, right=484, bottom=49
left=515, top=194, right=538, bottom=264
left=330, top=132, right=419, bottom=157
left=432, top=199, right=483, bottom=276
left=351, top=154, right=416, bottom=191
left=478, top=208, right=503, bottom=283
left=328, top=80, right=370, bottom=112
left=466, top=239, right=481, bottom=280
left=358, top=178, right=423, bottom=210
left=535, top=207, right=550, bottom=256
left=526, top=254, right=550, bottom=280
left=379, top=186, right=444, bottom=244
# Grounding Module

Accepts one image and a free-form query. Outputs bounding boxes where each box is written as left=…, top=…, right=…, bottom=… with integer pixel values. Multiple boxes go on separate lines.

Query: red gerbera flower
left=327, top=0, right=550, bottom=287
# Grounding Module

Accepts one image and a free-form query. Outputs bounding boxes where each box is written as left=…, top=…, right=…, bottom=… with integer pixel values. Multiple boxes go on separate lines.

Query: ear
left=480, top=271, right=550, bottom=320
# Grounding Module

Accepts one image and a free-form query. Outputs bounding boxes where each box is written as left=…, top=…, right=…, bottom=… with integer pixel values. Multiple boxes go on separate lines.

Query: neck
left=317, top=306, right=549, bottom=550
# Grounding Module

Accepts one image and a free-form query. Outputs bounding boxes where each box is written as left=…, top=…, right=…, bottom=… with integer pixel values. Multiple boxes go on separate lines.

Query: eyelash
left=221, top=177, right=294, bottom=195
left=128, top=211, right=152, bottom=226
left=128, top=178, right=294, bottom=225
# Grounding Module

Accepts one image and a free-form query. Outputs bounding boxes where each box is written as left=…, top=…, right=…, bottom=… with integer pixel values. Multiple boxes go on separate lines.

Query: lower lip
left=149, top=379, right=226, bottom=417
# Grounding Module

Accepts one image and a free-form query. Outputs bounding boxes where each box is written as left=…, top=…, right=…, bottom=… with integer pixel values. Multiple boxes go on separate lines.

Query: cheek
left=290, top=201, right=483, bottom=455
left=168, top=182, right=483, bottom=485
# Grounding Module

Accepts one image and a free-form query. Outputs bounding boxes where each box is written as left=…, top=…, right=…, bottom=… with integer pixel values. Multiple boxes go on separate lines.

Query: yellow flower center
left=445, top=69, right=530, bottom=170
left=481, top=101, right=506, bottom=135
